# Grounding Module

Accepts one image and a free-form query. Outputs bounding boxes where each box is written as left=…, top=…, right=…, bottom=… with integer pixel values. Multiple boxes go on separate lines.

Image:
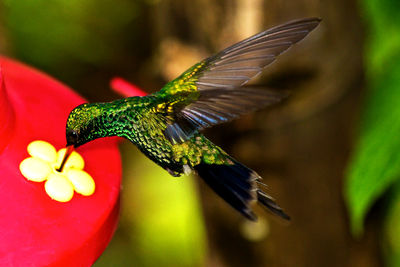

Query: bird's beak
left=57, top=145, right=74, bottom=172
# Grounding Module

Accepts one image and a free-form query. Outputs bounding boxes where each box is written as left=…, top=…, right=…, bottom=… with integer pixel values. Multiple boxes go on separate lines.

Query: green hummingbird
left=63, top=18, right=320, bottom=221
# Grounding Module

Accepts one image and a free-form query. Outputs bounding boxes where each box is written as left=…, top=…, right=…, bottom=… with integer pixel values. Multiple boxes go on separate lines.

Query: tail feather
left=257, top=189, right=290, bottom=220
left=194, top=158, right=289, bottom=221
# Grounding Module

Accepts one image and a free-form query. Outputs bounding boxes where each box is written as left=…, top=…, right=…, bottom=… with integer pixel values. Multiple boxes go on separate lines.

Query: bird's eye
left=71, top=131, right=78, bottom=138
left=67, top=130, right=79, bottom=146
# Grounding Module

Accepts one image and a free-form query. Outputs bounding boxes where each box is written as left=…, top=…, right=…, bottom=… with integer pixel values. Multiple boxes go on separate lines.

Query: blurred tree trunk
left=148, top=0, right=382, bottom=266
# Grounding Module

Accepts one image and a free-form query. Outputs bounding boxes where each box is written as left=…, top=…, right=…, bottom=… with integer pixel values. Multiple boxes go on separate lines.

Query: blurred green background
left=1, top=0, right=400, bottom=266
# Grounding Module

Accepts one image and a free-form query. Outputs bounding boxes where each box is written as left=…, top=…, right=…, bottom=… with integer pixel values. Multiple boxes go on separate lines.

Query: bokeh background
left=1, top=0, right=400, bottom=266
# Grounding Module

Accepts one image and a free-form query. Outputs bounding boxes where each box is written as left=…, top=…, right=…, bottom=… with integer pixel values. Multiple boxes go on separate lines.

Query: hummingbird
left=62, top=18, right=320, bottom=221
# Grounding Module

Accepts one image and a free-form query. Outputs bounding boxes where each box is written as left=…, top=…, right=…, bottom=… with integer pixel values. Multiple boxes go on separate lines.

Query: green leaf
left=345, top=66, right=400, bottom=235
left=344, top=0, right=400, bottom=235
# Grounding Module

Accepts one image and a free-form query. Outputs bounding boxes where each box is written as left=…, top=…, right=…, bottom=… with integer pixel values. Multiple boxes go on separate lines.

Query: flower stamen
left=19, top=140, right=95, bottom=202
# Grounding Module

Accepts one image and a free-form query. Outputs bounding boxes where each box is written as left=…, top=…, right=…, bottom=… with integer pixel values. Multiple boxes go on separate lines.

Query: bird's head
left=66, top=103, right=103, bottom=148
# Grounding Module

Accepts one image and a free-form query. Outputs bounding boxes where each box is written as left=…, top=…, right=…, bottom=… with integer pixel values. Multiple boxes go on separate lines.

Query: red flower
left=110, top=77, right=147, bottom=97
left=0, top=56, right=135, bottom=266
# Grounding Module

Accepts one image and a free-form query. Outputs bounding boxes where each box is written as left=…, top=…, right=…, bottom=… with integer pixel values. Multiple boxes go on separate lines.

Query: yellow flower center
left=19, top=140, right=95, bottom=202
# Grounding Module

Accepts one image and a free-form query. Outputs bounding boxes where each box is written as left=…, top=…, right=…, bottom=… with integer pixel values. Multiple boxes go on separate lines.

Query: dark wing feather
left=156, top=18, right=321, bottom=143
left=181, top=87, right=288, bottom=129
left=165, top=87, right=289, bottom=143
left=196, top=18, right=320, bottom=90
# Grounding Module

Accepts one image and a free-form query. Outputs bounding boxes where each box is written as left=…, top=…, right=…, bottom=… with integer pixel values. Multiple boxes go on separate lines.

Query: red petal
left=0, top=57, right=121, bottom=266
left=110, top=77, right=147, bottom=97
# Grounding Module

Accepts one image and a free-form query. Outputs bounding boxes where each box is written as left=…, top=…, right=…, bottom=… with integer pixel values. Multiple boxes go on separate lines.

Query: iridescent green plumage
left=65, top=18, right=321, bottom=220
left=67, top=96, right=233, bottom=176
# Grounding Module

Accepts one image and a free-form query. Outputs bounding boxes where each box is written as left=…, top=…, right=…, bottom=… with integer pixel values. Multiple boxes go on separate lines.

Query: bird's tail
left=194, top=157, right=289, bottom=221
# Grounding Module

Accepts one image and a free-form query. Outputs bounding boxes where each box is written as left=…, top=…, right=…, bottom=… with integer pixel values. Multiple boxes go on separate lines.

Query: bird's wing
left=155, top=18, right=321, bottom=144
